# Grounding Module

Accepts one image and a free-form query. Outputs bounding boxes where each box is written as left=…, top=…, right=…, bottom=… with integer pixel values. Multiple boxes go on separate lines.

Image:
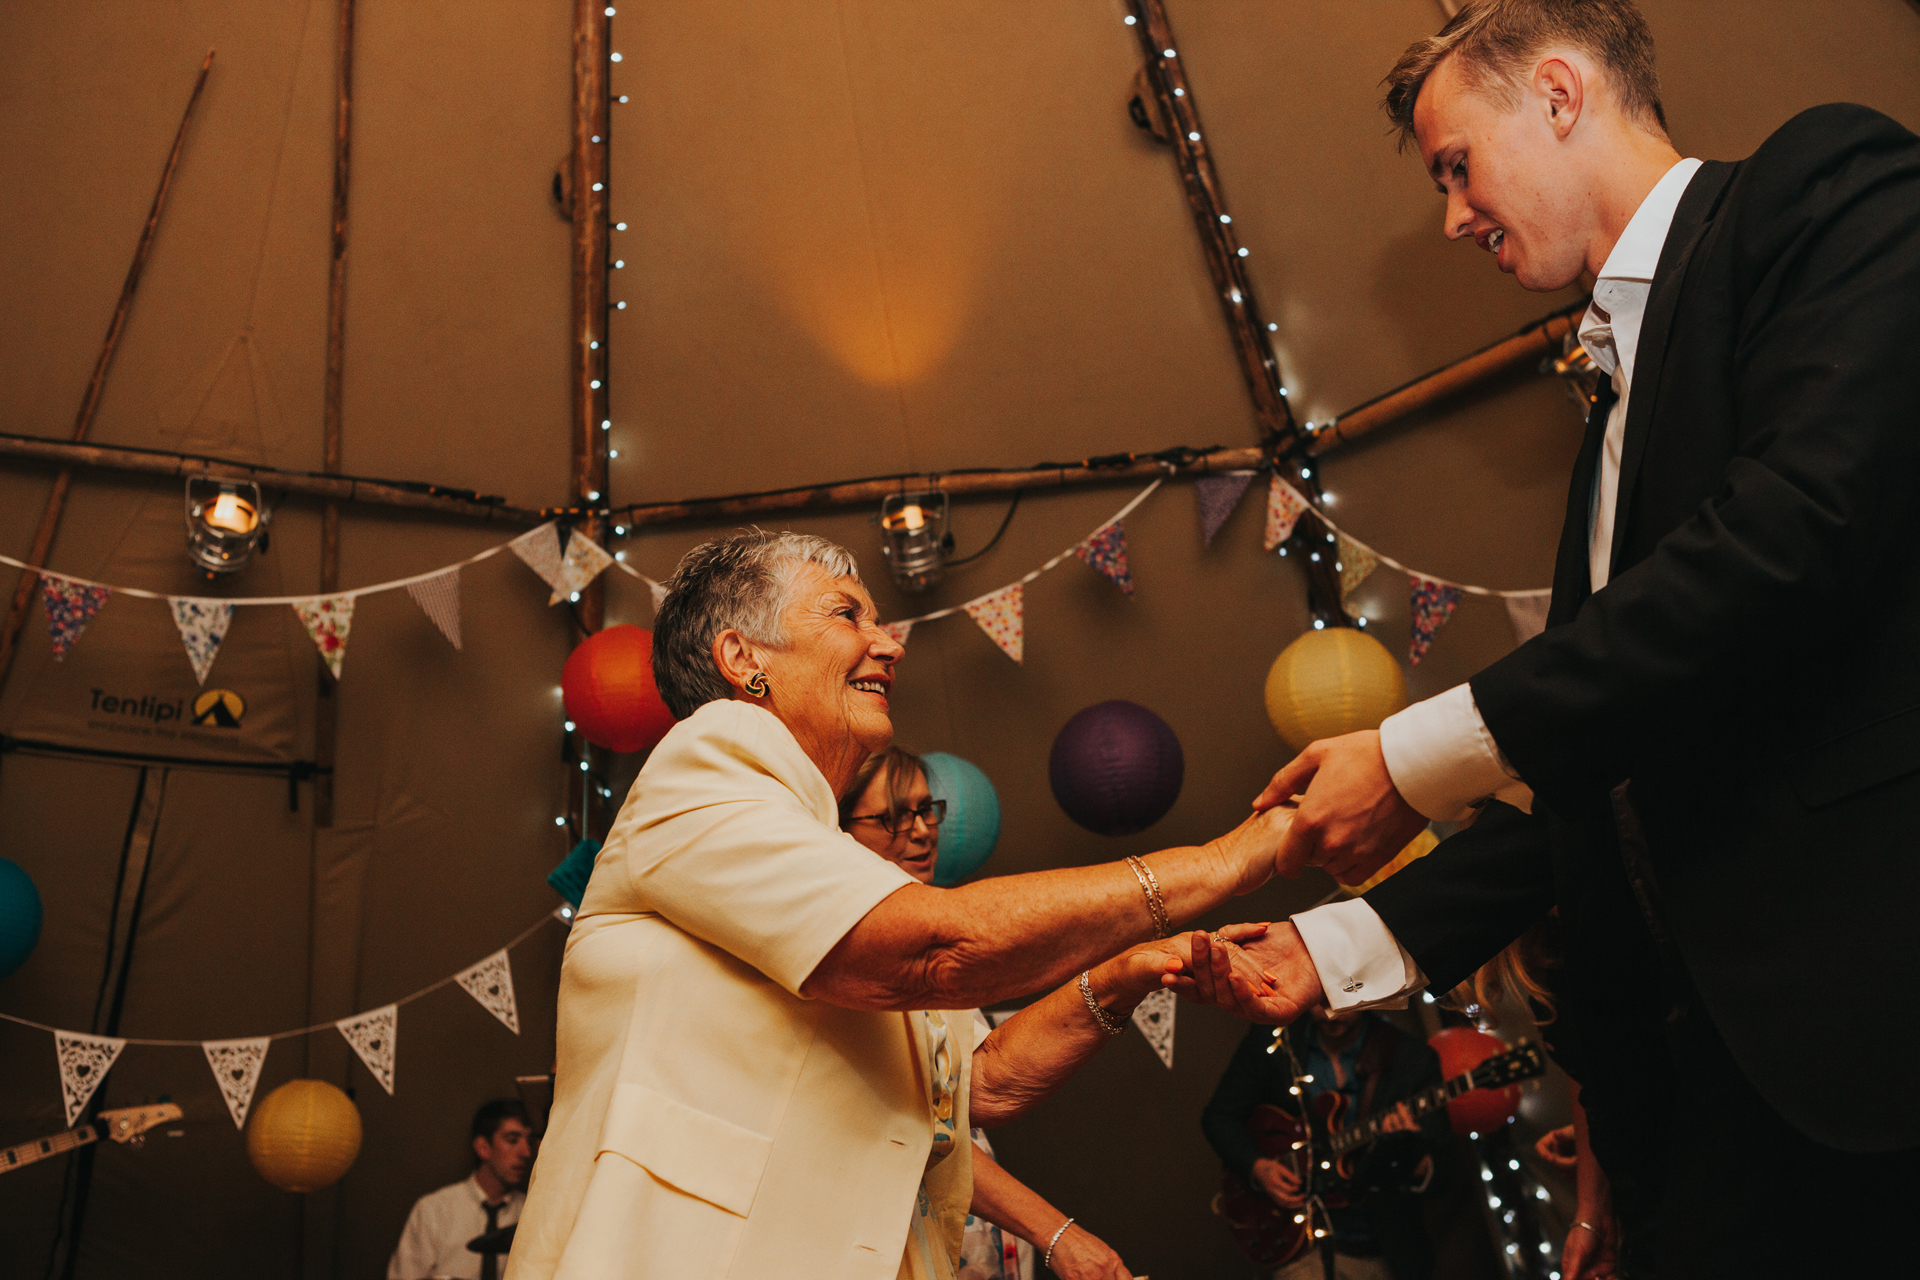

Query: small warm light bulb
left=592, top=181, right=604, bottom=191
left=570, top=592, right=581, bottom=603
left=615, top=222, right=628, bottom=231
left=1187, top=131, right=1200, bottom=141
left=554, top=816, right=567, bottom=826
left=1163, top=47, right=1175, bottom=57
left=588, top=490, right=601, bottom=500
left=1219, top=214, right=1231, bottom=224
left=1173, top=87, right=1185, bottom=97
left=1290, top=1141, right=1303, bottom=1150
left=1300, top=1074, right=1314, bottom=1083
left=1289, top=1085, right=1302, bottom=1096
left=590, top=379, right=602, bottom=389
left=609, top=449, right=620, bottom=458
left=610, top=51, right=623, bottom=61
left=616, top=301, right=627, bottom=309
left=564, top=720, right=577, bottom=732
left=206, top=491, right=257, bottom=533
left=579, top=761, right=589, bottom=772
left=1292, top=1215, right=1305, bottom=1224
left=1237, top=246, right=1249, bottom=257
left=614, top=259, right=625, bottom=268
left=1123, top=13, right=1135, bottom=23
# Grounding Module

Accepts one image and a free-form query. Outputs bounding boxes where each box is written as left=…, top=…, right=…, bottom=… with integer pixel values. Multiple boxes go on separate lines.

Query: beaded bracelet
left=1045, top=1217, right=1076, bottom=1271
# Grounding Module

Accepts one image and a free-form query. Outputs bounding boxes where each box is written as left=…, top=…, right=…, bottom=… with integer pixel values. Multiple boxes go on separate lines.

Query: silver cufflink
left=1343, top=979, right=1363, bottom=992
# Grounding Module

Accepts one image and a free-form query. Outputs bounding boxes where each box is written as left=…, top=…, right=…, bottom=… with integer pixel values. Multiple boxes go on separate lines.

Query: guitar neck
left=2, top=1124, right=99, bottom=1173
left=1328, top=1062, right=1506, bottom=1157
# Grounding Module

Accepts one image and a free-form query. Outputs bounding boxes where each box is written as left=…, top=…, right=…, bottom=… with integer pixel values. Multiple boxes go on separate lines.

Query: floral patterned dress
left=901, top=1010, right=973, bottom=1280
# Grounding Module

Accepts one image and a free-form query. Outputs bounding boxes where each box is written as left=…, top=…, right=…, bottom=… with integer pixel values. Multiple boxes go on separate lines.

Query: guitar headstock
left=1466, top=1041, right=1548, bottom=1091
left=97, top=1104, right=183, bottom=1144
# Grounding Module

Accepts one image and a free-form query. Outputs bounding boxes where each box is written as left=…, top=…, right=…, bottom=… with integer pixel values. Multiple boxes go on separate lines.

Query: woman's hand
left=1044, top=1223, right=1134, bottom=1279
left=1250, top=1156, right=1306, bottom=1208
left=1561, top=1210, right=1619, bottom=1280
left=1206, top=805, right=1297, bottom=897
left=1183, top=924, right=1324, bottom=1025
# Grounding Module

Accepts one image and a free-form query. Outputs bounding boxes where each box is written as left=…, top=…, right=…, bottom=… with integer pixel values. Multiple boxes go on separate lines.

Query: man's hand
left=1183, top=923, right=1323, bottom=1025
left=1250, top=1156, right=1306, bottom=1209
left=1253, top=730, right=1429, bottom=884
left=1376, top=1101, right=1418, bottom=1134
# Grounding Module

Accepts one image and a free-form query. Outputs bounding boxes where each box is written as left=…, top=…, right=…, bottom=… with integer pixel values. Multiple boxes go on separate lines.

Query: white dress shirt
left=1294, top=158, right=1704, bottom=1011
left=388, top=1174, right=523, bottom=1280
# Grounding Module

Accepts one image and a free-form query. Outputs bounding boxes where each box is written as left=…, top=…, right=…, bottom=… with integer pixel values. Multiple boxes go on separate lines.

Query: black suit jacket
left=1367, top=104, right=1920, bottom=1154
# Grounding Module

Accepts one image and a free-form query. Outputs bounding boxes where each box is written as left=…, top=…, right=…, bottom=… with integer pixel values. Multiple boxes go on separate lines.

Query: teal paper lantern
left=547, top=838, right=602, bottom=910
left=0, top=858, right=44, bottom=979
left=921, top=753, right=1001, bottom=887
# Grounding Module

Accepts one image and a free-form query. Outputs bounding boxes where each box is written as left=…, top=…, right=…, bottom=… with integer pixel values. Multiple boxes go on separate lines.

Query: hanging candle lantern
left=0, top=857, right=44, bottom=979
left=1429, top=1026, right=1523, bottom=1135
left=1048, top=700, right=1185, bottom=837
left=920, top=752, right=1002, bottom=886
left=1263, top=627, right=1408, bottom=752
left=247, top=1079, right=363, bottom=1192
left=562, top=624, right=677, bottom=754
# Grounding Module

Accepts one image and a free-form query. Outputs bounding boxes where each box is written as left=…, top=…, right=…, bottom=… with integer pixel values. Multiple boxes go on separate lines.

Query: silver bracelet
left=1044, top=1217, right=1076, bottom=1271
left=1077, top=971, right=1128, bottom=1035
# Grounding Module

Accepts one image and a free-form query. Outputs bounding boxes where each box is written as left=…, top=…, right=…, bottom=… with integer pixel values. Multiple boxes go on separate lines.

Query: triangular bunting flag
left=1408, top=577, right=1464, bottom=666
left=292, top=594, right=355, bottom=680
left=649, top=580, right=669, bottom=614
left=1131, top=988, right=1176, bottom=1070
left=964, top=584, right=1023, bottom=663
left=1263, top=476, right=1311, bottom=552
left=202, top=1037, right=270, bottom=1129
left=1196, top=471, right=1256, bottom=548
left=169, top=598, right=234, bottom=685
left=405, top=569, right=463, bottom=649
left=336, top=1004, right=397, bottom=1095
left=55, top=1031, right=126, bottom=1127
left=508, top=522, right=568, bottom=597
left=549, top=532, right=616, bottom=606
left=454, top=951, right=521, bottom=1035
left=41, top=575, right=110, bottom=662
left=1336, top=533, right=1379, bottom=605
left=1075, top=523, right=1134, bottom=596
left=1504, top=590, right=1553, bottom=645
left=881, top=620, right=914, bottom=647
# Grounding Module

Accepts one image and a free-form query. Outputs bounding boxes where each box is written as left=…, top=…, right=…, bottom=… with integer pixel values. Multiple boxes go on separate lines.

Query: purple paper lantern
left=1048, top=700, right=1185, bottom=836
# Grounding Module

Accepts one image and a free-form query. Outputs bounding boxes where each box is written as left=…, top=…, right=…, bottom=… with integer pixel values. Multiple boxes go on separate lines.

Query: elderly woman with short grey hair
left=509, top=530, right=1294, bottom=1280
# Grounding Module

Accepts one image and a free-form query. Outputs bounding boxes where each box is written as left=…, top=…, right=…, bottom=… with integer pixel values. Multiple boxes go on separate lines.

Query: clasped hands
left=1148, top=731, right=1427, bottom=1024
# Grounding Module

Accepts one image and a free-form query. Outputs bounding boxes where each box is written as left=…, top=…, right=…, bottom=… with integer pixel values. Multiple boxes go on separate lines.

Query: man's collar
left=1594, top=157, right=1705, bottom=285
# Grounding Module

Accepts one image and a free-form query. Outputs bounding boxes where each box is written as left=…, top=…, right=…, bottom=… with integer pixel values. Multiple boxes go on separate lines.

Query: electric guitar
left=1216, top=1040, right=1546, bottom=1268
left=1, top=1104, right=182, bottom=1175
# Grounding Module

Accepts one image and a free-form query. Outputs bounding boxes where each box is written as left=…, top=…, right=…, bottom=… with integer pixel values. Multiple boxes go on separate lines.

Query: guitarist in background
left=1203, top=1009, right=1448, bottom=1280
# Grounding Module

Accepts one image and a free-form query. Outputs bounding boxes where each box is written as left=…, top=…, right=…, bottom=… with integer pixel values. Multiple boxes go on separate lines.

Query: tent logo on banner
left=192, top=689, right=247, bottom=729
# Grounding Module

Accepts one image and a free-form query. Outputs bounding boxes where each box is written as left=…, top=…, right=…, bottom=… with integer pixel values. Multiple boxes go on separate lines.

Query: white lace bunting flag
left=1504, top=590, right=1553, bottom=645
left=508, top=522, right=567, bottom=596
left=291, top=594, right=355, bottom=680
left=405, top=569, right=463, bottom=649
left=1131, top=988, right=1176, bottom=1070
left=336, top=1004, right=398, bottom=1095
left=168, top=598, right=234, bottom=685
left=55, top=1031, right=126, bottom=1126
left=454, top=951, right=520, bottom=1035
left=964, top=584, right=1024, bottom=663
left=202, top=1037, right=271, bottom=1129
left=549, top=532, right=615, bottom=605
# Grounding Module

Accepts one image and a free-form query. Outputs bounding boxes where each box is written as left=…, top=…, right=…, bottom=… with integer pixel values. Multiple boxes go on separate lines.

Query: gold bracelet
left=1125, top=855, right=1171, bottom=939
left=1078, top=971, right=1128, bottom=1035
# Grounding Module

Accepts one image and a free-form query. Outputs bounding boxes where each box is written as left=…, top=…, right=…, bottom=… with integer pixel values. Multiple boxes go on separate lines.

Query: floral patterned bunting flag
left=508, top=522, right=567, bottom=597
left=336, top=1004, right=398, bottom=1096
left=56, top=1031, right=125, bottom=1126
left=881, top=620, right=914, bottom=647
left=1131, top=988, right=1176, bottom=1069
left=1408, top=577, right=1464, bottom=665
left=964, top=584, right=1024, bottom=664
left=1263, top=476, right=1311, bottom=552
left=1075, top=522, right=1134, bottom=595
left=549, top=532, right=615, bottom=605
left=169, top=598, right=235, bottom=684
left=292, top=594, right=355, bottom=680
left=405, top=569, right=463, bottom=649
left=455, top=951, right=520, bottom=1035
left=1504, top=590, right=1553, bottom=645
left=202, top=1037, right=270, bottom=1129
left=41, top=575, right=110, bottom=661
left=1196, top=471, right=1256, bottom=548
left=1336, top=533, right=1379, bottom=606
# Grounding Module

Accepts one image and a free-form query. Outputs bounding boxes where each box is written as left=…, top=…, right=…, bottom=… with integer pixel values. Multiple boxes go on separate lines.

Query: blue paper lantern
left=0, top=858, right=44, bottom=979
left=921, top=752, right=1001, bottom=887
left=1048, top=700, right=1184, bottom=836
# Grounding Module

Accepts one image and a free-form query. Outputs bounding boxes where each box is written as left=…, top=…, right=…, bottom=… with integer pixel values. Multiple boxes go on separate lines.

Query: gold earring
left=745, top=672, right=770, bottom=697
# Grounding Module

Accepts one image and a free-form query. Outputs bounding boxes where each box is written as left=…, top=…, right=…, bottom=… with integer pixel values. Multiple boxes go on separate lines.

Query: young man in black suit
left=1190, top=1, right=1920, bottom=1272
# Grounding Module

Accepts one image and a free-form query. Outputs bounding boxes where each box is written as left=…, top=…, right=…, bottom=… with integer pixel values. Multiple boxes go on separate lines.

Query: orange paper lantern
left=1428, top=1026, right=1522, bottom=1135
left=562, top=624, right=677, bottom=754
left=247, top=1079, right=363, bottom=1193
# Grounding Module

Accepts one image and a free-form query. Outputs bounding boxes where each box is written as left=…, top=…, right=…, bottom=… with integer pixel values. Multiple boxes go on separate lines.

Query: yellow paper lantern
left=247, top=1079, right=363, bottom=1193
left=1339, top=827, right=1439, bottom=895
left=1263, top=627, right=1408, bottom=752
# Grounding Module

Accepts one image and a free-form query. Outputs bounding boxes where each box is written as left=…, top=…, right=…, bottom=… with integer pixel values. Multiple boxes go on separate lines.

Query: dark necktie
left=480, top=1202, right=503, bottom=1280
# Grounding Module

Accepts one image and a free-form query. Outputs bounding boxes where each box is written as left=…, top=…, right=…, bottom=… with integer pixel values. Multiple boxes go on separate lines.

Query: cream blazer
left=507, top=700, right=966, bottom=1280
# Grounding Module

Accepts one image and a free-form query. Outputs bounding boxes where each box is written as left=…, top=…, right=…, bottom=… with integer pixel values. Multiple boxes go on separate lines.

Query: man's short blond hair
left=1382, top=0, right=1667, bottom=149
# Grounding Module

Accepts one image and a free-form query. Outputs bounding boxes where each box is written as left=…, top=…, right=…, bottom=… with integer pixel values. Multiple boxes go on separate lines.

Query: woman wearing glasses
left=841, top=747, right=1138, bottom=1280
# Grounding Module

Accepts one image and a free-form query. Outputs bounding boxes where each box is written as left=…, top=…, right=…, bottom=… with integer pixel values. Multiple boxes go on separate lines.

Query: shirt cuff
left=1378, top=683, right=1532, bottom=821
left=1291, top=899, right=1427, bottom=1012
